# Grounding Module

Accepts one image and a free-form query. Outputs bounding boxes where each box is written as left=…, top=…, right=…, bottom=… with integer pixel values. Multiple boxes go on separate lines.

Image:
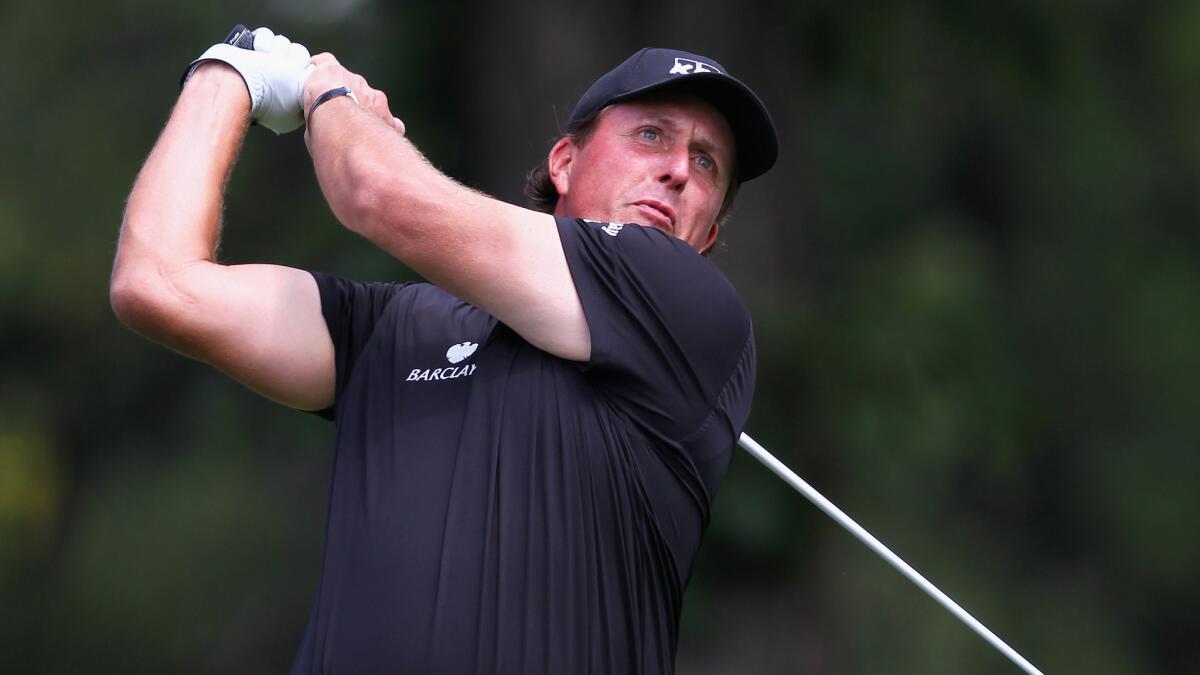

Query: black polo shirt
left=292, top=216, right=755, bottom=674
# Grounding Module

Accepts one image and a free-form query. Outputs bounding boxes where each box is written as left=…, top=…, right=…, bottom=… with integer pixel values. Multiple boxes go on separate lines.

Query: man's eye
left=638, top=128, right=660, bottom=141
left=696, top=155, right=715, bottom=171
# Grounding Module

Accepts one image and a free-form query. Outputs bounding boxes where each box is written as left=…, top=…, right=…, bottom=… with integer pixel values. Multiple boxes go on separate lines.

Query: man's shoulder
left=311, top=273, right=453, bottom=309
left=559, top=217, right=741, bottom=284
left=311, top=273, right=499, bottom=337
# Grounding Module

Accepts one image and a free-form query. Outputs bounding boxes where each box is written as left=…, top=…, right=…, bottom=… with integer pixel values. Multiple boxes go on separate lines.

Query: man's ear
left=548, top=137, right=575, bottom=198
left=699, top=222, right=720, bottom=254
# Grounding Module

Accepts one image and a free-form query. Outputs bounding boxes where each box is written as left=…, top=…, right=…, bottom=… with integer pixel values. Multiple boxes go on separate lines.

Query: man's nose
left=656, top=148, right=691, bottom=191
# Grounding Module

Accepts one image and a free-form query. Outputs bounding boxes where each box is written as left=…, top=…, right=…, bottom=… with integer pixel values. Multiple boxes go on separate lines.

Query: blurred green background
left=3, top=0, right=1198, bottom=673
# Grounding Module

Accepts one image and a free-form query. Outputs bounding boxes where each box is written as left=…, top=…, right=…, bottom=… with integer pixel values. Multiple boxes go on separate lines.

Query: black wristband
left=306, top=86, right=358, bottom=124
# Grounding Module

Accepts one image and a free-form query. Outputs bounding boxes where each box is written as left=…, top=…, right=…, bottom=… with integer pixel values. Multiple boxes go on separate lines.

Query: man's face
left=549, top=92, right=736, bottom=253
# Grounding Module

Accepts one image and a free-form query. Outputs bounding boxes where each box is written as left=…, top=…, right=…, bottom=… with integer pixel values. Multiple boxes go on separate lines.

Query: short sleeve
left=309, top=271, right=411, bottom=420
left=555, top=217, right=755, bottom=443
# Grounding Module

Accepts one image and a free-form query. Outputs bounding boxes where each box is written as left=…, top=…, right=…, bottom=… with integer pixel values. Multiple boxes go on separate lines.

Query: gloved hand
left=182, top=25, right=314, bottom=134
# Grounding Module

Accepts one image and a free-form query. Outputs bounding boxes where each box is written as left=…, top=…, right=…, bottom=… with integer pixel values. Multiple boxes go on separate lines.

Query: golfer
left=111, top=26, right=777, bottom=674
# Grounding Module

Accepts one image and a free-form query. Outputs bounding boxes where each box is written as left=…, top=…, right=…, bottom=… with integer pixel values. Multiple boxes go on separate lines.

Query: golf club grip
left=223, top=24, right=255, bottom=50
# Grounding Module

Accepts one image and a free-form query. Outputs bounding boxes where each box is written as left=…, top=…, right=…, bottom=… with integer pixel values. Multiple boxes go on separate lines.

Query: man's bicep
left=166, top=262, right=335, bottom=411
left=419, top=205, right=592, bottom=362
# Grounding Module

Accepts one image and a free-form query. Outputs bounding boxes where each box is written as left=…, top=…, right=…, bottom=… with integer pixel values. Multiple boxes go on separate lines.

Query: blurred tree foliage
left=2, top=0, right=1199, bottom=673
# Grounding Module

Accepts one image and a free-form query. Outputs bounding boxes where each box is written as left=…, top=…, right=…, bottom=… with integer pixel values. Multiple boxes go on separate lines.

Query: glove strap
left=307, top=87, right=359, bottom=125
left=180, top=25, right=255, bottom=89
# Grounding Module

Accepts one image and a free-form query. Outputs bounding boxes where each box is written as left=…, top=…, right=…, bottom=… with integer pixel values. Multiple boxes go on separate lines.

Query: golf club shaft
left=737, top=433, right=1042, bottom=675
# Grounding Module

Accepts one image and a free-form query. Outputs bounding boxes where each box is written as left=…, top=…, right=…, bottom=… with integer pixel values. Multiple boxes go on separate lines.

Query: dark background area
left=3, top=1, right=1199, bottom=673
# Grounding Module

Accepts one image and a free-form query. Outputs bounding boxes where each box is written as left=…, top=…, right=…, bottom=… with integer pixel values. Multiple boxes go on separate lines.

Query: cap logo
left=669, top=57, right=722, bottom=76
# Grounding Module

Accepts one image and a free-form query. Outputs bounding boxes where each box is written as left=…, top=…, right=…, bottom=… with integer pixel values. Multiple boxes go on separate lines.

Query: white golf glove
left=183, top=26, right=314, bottom=134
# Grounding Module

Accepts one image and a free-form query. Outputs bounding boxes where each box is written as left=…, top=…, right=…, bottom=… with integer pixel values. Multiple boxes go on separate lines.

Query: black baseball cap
left=566, top=47, right=778, bottom=181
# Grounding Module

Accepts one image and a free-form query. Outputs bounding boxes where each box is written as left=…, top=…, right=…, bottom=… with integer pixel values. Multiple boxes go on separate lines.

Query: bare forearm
left=303, top=95, right=476, bottom=263
left=115, top=65, right=251, bottom=281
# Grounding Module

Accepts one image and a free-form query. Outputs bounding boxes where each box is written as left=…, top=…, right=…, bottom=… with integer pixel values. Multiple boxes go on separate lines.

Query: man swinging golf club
left=112, top=25, right=776, bottom=673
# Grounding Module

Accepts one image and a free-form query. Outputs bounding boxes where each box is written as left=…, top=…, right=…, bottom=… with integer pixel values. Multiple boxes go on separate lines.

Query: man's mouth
left=632, top=200, right=676, bottom=233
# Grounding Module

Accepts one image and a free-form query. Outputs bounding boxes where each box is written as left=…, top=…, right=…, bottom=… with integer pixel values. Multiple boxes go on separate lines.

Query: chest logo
left=406, top=341, right=480, bottom=382
left=446, top=341, right=478, bottom=364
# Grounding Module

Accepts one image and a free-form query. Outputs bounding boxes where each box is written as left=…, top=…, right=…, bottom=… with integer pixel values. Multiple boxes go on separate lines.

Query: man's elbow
left=109, top=266, right=188, bottom=344
left=111, top=269, right=161, bottom=335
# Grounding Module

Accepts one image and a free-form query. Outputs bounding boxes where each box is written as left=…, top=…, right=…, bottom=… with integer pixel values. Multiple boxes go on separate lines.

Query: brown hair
left=523, top=109, right=602, bottom=215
